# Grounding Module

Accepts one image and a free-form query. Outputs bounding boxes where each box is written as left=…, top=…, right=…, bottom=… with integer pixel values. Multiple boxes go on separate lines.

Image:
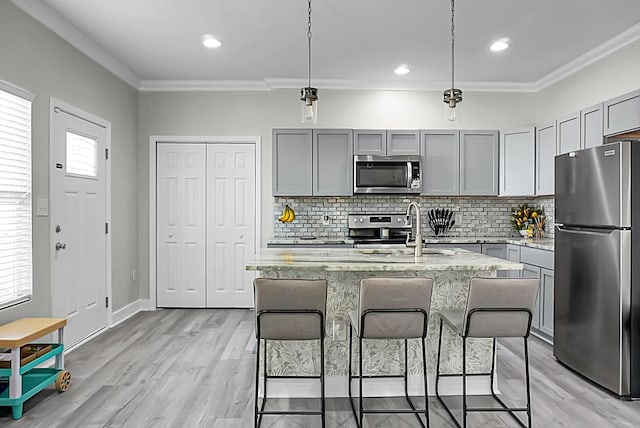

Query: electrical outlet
left=322, top=214, right=330, bottom=226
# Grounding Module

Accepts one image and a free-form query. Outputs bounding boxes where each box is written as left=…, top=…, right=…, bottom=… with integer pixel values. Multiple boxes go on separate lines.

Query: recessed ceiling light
left=490, top=39, right=509, bottom=52
left=394, top=64, right=410, bottom=75
left=202, top=34, right=222, bottom=49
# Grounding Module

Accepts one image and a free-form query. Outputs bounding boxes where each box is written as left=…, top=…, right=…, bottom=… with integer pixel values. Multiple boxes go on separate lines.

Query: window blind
left=0, top=82, right=32, bottom=310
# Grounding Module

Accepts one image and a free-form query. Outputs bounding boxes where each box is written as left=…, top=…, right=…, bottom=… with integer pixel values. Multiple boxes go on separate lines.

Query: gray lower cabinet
left=539, top=268, right=554, bottom=338
left=353, top=129, right=420, bottom=155
left=536, top=123, right=556, bottom=196
left=500, top=127, right=535, bottom=196
left=556, top=113, right=581, bottom=155
left=272, top=129, right=313, bottom=196
left=421, top=130, right=459, bottom=195
left=482, top=243, right=508, bottom=277
left=506, top=244, right=521, bottom=278
left=312, top=129, right=353, bottom=196
left=459, top=130, right=499, bottom=196
left=604, top=89, right=640, bottom=136
left=514, top=246, right=554, bottom=343
left=273, top=128, right=352, bottom=196
left=581, top=103, right=604, bottom=148
left=521, top=263, right=542, bottom=331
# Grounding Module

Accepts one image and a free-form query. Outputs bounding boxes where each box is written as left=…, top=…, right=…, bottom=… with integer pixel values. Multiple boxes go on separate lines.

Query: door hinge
left=105, top=297, right=109, bottom=308
left=105, top=148, right=109, bottom=160
left=105, top=222, right=109, bottom=234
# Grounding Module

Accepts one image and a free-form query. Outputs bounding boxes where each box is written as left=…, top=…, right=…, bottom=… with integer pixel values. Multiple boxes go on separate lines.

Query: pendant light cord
left=450, top=0, right=455, bottom=90
left=307, top=0, right=312, bottom=89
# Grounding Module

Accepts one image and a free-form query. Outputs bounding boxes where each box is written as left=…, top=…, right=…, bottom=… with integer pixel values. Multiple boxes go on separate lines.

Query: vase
left=519, top=230, right=528, bottom=237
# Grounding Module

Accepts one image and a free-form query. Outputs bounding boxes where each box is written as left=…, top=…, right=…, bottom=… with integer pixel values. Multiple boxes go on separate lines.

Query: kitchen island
left=246, top=247, right=523, bottom=397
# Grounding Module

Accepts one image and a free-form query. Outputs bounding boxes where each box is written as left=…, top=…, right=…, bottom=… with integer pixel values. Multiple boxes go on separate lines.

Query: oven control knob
left=359, top=217, right=365, bottom=223
left=397, top=217, right=403, bottom=223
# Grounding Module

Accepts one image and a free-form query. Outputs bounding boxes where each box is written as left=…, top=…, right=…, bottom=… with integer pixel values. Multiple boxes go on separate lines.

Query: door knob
left=55, top=242, right=66, bottom=250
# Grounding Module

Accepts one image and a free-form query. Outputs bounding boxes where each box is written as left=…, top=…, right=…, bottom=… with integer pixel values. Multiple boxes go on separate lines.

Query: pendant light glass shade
left=301, top=87, right=318, bottom=124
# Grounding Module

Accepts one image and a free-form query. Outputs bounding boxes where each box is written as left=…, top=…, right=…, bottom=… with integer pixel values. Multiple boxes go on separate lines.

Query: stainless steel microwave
left=353, top=155, right=422, bottom=194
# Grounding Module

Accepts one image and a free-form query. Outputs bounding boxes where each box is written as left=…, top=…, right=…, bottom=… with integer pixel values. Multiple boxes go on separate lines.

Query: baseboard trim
left=259, top=374, right=492, bottom=398
left=111, top=299, right=151, bottom=327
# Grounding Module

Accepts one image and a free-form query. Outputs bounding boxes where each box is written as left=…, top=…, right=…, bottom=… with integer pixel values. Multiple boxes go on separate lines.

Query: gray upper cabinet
left=353, top=129, right=420, bottom=155
left=460, top=130, right=499, bottom=196
left=581, top=103, right=604, bottom=149
left=603, top=89, right=640, bottom=136
left=386, top=130, right=420, bottom=155
left=500, top=127, right=535, bottom=196
left=312, top=129, right=353, bottom=196
left=556, top=113, right=581, bottom=155
left=272, top=129, right=313, bottom=196
left=421, top=130, right=460, bottom=195
left=353, top=130, right=386, bottom=155
left=536, top=123, right=556, bottom=196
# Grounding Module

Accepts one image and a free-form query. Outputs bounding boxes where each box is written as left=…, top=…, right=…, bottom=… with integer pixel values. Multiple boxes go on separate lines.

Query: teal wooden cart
left=0, top=318, right=70, bottom=420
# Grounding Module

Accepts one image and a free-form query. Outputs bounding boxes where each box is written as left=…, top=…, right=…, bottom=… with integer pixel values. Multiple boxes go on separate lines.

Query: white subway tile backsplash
left=274, top=195, right=555, bottom=239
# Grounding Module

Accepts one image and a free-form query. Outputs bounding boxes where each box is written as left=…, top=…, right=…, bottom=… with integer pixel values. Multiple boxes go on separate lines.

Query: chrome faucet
left=405, top=201, right=423, bottom=257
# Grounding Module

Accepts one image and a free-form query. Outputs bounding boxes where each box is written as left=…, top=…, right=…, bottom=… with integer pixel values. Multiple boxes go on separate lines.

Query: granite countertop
left=506, top=238, right=554, bottom=251
left=246, top=247, right=523, bottom=272
left=268, top=238, right=355, bottom=245
left=267, top=236, right=554, bottom=251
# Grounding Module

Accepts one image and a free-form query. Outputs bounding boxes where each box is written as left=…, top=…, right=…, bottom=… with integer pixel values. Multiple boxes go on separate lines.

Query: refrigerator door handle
left=556, top=225, right=617, bottom=235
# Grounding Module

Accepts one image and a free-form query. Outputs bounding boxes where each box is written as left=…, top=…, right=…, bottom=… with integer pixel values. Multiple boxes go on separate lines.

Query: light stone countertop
left=246, top=247, right=523, bottom=272
left=506, top=238, right=554, bottom=251
left=267, top=236, right=555, bottom=251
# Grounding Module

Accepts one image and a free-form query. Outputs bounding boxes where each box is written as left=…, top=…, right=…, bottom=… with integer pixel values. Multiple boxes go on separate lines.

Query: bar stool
left=348, top=277, right=434, bottom=428
left=435, top=277, right=539, bottom=428
left=253, top=278, right=327, bottom=428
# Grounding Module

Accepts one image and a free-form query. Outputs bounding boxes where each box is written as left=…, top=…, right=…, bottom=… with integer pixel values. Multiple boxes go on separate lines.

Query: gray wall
left=0, top=1, right=139, bottom=323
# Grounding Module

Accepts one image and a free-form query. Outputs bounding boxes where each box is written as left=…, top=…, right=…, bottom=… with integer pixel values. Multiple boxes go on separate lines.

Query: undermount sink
left=358, top=248, right=455, bottom=257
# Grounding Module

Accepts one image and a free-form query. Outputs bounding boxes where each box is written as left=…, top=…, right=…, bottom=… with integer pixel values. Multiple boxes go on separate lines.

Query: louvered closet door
left=156, top=143, right=206, bottom=307
left=206, top=144, right=256, bottom=307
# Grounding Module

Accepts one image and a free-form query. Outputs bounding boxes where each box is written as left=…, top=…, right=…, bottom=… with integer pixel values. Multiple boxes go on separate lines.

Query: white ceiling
left=15, top=0, right=640, bottom=91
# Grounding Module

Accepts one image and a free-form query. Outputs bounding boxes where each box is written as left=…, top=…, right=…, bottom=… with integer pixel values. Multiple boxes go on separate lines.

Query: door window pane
left=66, top=131, right=97, bottom=177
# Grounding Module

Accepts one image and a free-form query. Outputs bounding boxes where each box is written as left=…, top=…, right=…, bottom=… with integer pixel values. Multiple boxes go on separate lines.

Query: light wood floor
left=2, top=309, right=639, bottom=427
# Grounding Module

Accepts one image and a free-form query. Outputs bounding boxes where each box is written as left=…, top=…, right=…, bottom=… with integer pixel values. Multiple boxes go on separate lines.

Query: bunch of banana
left=278, top=205, right=295, bottom=223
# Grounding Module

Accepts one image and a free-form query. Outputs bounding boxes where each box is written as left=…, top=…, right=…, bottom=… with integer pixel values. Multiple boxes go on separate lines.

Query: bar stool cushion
left=254, top=278, right=327, bottom=340
left=349, top=277, right=433, bottom=339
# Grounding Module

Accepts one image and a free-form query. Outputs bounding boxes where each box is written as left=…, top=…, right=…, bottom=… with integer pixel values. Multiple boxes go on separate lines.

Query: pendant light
left=443, top=0, right=462, bottom=122
left=301, top=0, right=318, bottom=124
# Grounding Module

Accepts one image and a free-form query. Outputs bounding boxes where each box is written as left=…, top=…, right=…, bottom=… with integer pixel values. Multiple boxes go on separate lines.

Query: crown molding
left=139, top=80, right=271, bottom=92
left=533, top=22, right=640, bottom=92
left=10, top=0, right=141, bottom=89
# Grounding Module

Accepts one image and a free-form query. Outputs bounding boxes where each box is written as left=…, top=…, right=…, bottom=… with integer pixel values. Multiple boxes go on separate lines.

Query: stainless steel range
left=348, top=213, right=413, bottom=248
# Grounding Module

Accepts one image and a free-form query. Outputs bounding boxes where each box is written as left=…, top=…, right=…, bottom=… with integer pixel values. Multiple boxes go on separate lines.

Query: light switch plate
left=36, top=198, right=49, bottom=217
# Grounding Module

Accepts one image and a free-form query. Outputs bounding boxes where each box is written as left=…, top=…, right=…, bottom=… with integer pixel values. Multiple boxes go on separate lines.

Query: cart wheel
left=55, top=370, right=71, bottom=392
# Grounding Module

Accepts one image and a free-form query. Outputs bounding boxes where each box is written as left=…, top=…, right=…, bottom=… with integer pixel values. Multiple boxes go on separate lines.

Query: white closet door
left=206, top=144, right=256, bottom=307
left=156, top=143, right=206, bottom=307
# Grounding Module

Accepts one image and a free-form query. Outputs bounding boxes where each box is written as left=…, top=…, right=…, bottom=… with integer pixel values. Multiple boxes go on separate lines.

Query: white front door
left=51, top=106, right=108, bottom=347
left=156, top=143, right=206, bottom=307
left=206, top=144, right=256, bottom=307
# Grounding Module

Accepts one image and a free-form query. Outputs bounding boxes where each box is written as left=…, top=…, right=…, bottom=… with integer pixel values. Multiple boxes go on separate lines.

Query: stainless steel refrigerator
left=554, top=139, right=640, bottom=399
